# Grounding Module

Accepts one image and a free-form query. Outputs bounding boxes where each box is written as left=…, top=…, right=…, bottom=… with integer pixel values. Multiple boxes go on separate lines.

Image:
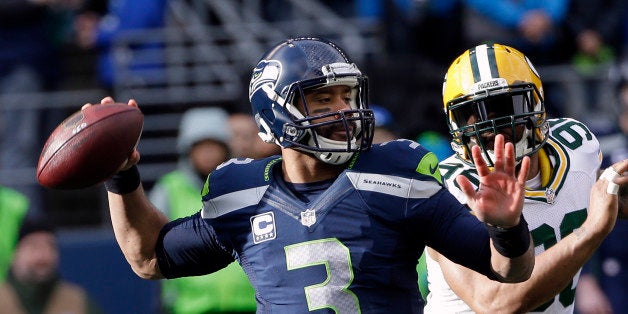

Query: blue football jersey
left=156, top=139, right=499, bottom=313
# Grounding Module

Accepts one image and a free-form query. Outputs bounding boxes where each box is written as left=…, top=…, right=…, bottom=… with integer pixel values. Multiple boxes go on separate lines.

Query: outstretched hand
left=587, top=159, right=628, bottom=234
left=457, top=134, right=530, bottom=227
left=82, top=97, right=141, bottom=172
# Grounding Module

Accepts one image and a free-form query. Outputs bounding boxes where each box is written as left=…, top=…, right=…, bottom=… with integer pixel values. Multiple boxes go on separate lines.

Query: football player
left=96, top=38, right=535, bottom=313
left=422, top=43, right=627, bottom=313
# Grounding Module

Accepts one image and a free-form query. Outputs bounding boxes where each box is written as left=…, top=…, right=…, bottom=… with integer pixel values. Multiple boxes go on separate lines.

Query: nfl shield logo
left=545, top=187, right=556, bottom=204
left=300, top=209, right=316, bottom=227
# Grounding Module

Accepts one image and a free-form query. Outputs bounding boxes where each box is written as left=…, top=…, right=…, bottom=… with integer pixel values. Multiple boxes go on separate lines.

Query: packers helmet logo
left=249, top=60, right=281, bottom=98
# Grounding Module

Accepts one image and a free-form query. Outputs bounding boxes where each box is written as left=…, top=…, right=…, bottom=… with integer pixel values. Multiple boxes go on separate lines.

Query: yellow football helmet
left=442, top=43, right=548, bottom=166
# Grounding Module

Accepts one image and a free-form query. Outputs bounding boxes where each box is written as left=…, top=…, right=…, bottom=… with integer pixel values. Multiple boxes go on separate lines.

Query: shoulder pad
left=350, top=139, right=443, bottom=184
left=547, top=118, right=601, bottom=177
left=200, top=156, right=282, bottom=219
left=202, top=156, right=282, bottom=199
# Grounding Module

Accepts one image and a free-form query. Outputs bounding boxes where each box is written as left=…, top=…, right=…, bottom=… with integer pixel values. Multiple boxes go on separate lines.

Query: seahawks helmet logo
left=249, top=60, right=282, bottom=99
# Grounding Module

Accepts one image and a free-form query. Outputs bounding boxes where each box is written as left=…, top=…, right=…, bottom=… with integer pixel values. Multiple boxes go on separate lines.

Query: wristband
left=600, top=167, right=620, bottom=195
left=104, top=165, right=141, bottom=194
left=485, top=215, right=530, bottom=258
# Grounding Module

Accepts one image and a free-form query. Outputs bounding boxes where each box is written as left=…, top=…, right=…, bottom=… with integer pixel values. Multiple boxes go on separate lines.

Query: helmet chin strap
left=315, top=151, right=354, bottom=165
left=514, top=128, right=534, bottom=160
left=305, top=134, right=357, bottom=165
left=292, top=145, right=354, bottom=165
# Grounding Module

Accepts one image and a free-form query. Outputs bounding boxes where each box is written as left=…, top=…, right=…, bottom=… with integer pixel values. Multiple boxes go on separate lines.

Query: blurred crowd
left=1, top=0, right=627, bottom=313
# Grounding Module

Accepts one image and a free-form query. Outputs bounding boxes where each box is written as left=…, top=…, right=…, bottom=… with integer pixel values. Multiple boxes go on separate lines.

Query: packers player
left=423, top=43, right=627, bottom=313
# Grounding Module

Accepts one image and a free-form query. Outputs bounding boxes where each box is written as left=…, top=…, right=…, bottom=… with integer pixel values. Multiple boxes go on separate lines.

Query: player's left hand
left=457, top=134, right=530, bottom=227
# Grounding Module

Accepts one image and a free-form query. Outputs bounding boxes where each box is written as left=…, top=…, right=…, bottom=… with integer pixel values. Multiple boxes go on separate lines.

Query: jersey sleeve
left=156, top=212, right=234, bottom=279
left=555, top=118, right=601, bottom=178
left=353, top=139, right=445, bottom=184
left=157, top=157, right=281, bottom=278
left=408, top=188, right=494, bottom=278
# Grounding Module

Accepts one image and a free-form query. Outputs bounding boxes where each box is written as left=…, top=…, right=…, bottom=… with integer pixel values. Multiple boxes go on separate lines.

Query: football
left=37, top=103, right=144, bottom=189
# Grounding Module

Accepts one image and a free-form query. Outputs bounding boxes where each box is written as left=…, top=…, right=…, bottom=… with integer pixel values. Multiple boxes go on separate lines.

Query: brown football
left=37, top=103, right=143, bottom=189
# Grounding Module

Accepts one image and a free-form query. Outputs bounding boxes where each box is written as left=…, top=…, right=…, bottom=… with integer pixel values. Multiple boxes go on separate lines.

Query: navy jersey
left=156, top=139, right=498, bottom=313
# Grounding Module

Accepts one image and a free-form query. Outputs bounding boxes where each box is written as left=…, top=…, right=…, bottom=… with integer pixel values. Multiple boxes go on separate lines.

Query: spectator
left=564, top=0, right=626, bottom=71
left=562, top=0, right=627, bottom=135
left=228, top=112, right=280, bottom=159
left=462, top=0, right=570, bottom=66
left=0, top=218, right=103, bottom=313
left=0, top=186, right=29, bottom=283
left=354, top=0, right=462, bottom=62
left=0, top=0, right=71, bottom=216
left=74, top=0, right=168, bottom=91
left=149, top=107, right=256, bottom=314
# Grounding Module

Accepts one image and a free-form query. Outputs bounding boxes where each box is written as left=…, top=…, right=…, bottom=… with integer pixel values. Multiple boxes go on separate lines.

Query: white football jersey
left=425, top=118, right=602, bottom=313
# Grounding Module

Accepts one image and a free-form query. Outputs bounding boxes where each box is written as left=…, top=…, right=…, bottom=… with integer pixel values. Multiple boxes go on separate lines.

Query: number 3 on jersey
left=285, top=238, right=361, bottom=313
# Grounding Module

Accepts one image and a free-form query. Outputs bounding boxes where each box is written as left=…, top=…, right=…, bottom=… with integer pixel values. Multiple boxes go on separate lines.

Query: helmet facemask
left=447, top=82, right=548, bottom=166
left=282, top=71, right=375, bottom=165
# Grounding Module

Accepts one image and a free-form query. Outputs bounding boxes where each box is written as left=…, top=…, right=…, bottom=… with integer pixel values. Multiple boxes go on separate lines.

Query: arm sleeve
left=156, top=212, right=234, bottom=279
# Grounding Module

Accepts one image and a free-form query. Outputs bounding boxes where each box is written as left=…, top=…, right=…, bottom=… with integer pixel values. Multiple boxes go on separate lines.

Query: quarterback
left=93, top=38, right=536, bottom=313
left=423, top=43, right=626, bottom=313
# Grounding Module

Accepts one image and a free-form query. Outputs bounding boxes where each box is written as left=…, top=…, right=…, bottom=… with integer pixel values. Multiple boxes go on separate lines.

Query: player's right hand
left=458, top=134, right=530, bottom=228
left=82, top=96, right=141, bottom=172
